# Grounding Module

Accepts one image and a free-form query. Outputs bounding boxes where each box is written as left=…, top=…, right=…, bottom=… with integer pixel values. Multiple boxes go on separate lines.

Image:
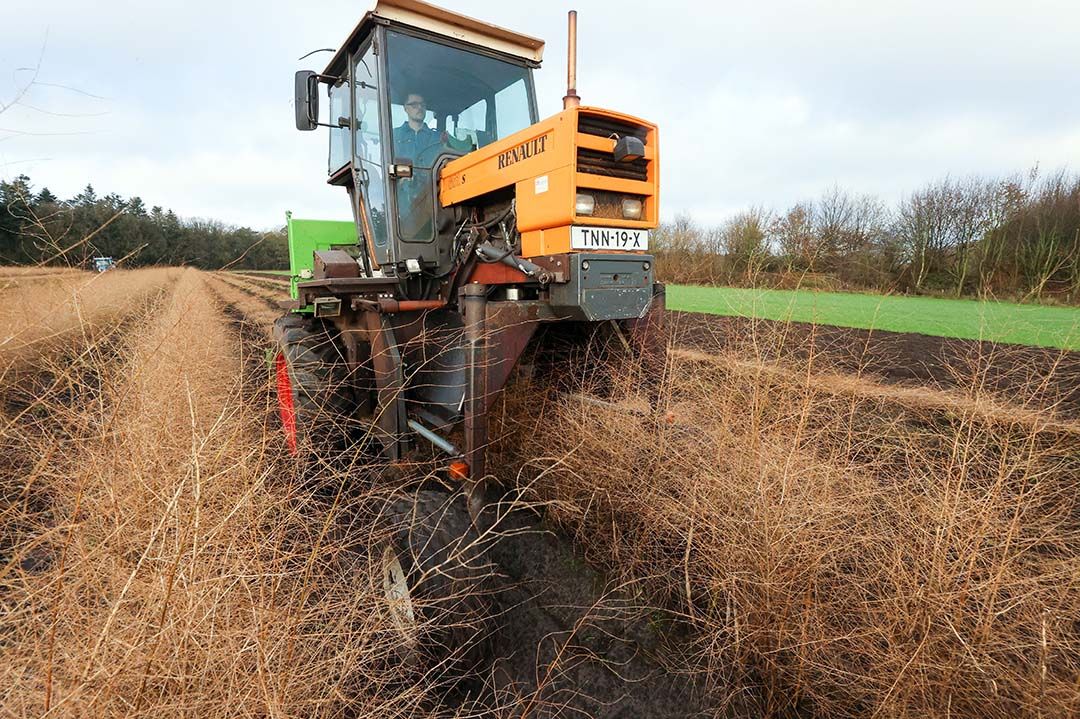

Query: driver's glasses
left=405, top=102, right=426, bottom=109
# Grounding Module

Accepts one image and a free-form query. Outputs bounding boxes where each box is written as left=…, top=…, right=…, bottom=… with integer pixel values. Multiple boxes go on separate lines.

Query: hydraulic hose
left=475, top=243, right=553, bottom=284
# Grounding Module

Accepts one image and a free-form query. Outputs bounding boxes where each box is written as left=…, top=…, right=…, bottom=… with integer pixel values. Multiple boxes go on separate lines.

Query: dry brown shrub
left=6, top=261, right=1076, bottom=717
left=493, top=317, right=1080, bottom=718
left=0, top=270, right=87, bottom=296
left=0, top=266, right=84, bottom=278
left=228, top=271, right=290, bottom=292
left=0, top=267, right=178, bottom=374
left=205, top=274, right=283, bottom=332
left=0, top=269, right=460, bottom=717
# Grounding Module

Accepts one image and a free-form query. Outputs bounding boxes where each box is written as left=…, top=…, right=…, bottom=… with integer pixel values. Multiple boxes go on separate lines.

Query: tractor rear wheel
left=272, top=313, right=354, bottom=454
left=375, top=490, right=496, bottom=679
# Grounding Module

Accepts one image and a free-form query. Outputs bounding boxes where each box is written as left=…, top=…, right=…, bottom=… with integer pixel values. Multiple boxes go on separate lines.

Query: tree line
left=654, top=167, right=1080, bottom=303
left=0, top=175, right=289, bottom=270
left=5, top=169, right=1079, bottom=303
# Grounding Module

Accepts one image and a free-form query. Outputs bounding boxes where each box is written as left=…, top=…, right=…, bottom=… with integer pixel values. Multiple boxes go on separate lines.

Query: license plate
left=570, top=226, right=650, bottom=251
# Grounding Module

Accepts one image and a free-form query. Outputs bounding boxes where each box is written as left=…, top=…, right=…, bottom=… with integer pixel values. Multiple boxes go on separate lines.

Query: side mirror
left=294, top=70, right=319, bottom=131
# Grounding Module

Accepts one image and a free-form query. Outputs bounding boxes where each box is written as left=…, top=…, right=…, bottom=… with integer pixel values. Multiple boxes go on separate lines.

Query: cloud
left=2, top=0, right=1077, bottom=229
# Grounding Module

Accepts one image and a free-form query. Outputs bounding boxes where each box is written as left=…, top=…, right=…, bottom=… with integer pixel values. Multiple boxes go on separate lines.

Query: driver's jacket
left=392, top=122, right=441, bottom=165
left=392, top=122, right=441, bottom=240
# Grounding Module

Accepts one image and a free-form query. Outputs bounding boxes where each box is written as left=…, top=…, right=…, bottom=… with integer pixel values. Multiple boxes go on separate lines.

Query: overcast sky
left=1, top=0, right=1077, bottom=229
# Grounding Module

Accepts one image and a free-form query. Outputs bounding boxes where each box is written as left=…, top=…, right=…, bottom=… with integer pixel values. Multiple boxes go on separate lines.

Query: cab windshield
left=386, top=30, right=534, bottom=169
left=386, top=31, right=535, bottom=241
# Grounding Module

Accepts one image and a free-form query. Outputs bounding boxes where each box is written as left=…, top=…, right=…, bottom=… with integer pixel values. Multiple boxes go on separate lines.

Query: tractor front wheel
left=375, top=490, right=497, bottom=679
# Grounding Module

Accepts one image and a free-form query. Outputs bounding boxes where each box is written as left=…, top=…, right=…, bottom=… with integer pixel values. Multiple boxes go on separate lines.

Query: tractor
left=276, top=0, right=664, bottom=674
left=92, top=256, right=116, bottom=272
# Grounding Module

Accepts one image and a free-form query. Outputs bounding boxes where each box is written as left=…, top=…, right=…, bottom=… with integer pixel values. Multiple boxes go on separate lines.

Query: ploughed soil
left=462, top=313, right=1080, bottom=716
left=474, top=507, right=716, bottom=718
left=669, top=311, right=1080, bottom=418
left=217, top=282, right=1075, bottom=715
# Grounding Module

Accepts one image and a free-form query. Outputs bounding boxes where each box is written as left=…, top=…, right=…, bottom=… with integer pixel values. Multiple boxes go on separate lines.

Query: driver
left=392, top=93, right=441, bottom=164
left=393, top=92, right=473, bottom=164
left=391, top=91, right=472, bottom=240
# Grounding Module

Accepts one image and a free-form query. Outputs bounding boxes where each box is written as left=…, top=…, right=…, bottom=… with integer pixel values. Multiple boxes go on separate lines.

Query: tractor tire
left=272, top=312, right=354, bottom=454
left=375, top=490, right=496, bottom=679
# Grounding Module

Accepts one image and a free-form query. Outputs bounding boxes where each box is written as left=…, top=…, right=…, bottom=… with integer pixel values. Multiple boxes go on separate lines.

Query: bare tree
left=813, top=185, right=854, bottom=268
left=1018, top=169, right=1078, bottom=300
left=652, top=213, right=707, bottom=284
left=895, top=179, right=955, bottom=291
left=976, top=175, right=1024, bottom=297
left=722, top=207, right=773, bottom=283
left=944, top=177, right=995, bottom=297
left=772, top=201, right=816, bottom=273
left=837, top=193, right=889, bottom=288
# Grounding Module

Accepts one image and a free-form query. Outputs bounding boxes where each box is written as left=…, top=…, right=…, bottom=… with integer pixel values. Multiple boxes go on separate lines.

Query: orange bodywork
left=438, top=105, right=659, bottom=258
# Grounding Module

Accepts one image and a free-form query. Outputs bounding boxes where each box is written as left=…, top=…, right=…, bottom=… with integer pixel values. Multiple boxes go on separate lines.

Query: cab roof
left=323, top=0, right=545, bottom=77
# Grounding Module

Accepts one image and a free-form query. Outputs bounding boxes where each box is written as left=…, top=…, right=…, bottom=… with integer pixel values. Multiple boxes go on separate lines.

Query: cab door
left=352, top=40, right=393, bottom=268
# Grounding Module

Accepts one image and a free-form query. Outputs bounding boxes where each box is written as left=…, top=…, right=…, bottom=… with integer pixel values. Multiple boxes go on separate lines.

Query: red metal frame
left=274, top=352, right=299, bottom=455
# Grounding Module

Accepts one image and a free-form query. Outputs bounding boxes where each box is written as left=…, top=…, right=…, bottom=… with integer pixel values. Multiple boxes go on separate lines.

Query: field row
left=229, top=270, right=1080, bottom=423
left=0, top=270, right=437, bottom=716
left=2, top=269, right=1077, bottom=717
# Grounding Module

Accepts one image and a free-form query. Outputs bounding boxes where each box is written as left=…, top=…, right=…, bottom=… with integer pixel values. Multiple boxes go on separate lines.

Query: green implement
left=285, top=211, right=357, bottom=310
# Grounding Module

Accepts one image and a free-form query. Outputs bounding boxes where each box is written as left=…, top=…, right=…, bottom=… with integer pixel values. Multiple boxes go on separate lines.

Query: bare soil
left=477, top=507, right=714, bottom=717
left=670, top=310, right=1080, bottom=418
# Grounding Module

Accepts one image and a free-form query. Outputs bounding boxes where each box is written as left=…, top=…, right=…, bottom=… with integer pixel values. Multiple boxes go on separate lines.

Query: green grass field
left=667, top=285, right=1080, bottom=351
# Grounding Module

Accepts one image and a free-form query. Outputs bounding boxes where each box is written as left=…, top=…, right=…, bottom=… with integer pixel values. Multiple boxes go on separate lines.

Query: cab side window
left=354, top=46, right=389, bottom=249
left=494, top=77, right=531, bottom=139
left=328, top=81, right=350, bottom=173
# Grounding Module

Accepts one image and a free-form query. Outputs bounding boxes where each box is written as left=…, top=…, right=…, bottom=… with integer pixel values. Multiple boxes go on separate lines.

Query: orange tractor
left=276, top=0, right=663, bottom=673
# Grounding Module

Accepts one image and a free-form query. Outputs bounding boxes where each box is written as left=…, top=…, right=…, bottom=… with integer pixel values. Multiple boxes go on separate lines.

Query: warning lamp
left=614, top=135, right=645, bottom=162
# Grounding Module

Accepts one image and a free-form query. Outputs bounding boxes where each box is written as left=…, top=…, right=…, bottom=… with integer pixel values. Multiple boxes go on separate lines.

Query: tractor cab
left=296, top=0, right=543, bottom=279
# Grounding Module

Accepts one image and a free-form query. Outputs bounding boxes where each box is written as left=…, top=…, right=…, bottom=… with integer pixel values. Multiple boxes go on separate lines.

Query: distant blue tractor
left=92, top=257, right=116, bottom=273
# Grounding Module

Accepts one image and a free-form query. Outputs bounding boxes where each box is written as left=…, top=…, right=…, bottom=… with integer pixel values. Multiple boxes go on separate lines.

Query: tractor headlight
left=621, top=198, right=643, bottom=220
left=575, top=193, right=595, bottom=216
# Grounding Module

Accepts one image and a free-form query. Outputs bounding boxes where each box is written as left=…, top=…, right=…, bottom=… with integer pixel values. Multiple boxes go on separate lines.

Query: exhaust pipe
left=562, top=10, right=580, bottom=109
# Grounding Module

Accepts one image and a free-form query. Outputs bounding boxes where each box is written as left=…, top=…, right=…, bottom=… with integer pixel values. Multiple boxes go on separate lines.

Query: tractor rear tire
left=272, top=312, right=354, bottom=454
left=376, top=490, right=496, bottom=679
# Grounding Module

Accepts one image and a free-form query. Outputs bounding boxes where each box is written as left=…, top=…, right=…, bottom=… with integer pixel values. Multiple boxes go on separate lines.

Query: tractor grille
left=577, top=147, right=649, bottom=182
left=578, top=114, right=648, bottom=141
left=576, top=114, right=652, bottom=183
